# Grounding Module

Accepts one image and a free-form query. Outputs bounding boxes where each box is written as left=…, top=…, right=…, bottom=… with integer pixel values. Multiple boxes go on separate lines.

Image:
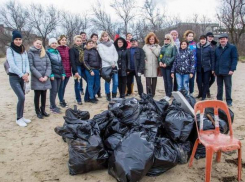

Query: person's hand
left=138, top=72, right=141, bottom=77
left=171, top=73, right=174, bottom=78
left=162, top=64, right=167, bottom=68
left=22, top=74, right=29, bottom=82
left=62, top=76, right=65, bottom=80
left=159, top=62, right=163, bottom=67
left=189, top=74, right=193, bottom=78
left=39, top=77, right=44, bottom=82
left=127, top=72, right=130, bottom=75
left=228, top=71, right=234, bottom=75
left=50, top=77, right=55, bottom=81
left=43, top=76, right=48, bottom=81
left=90, top=71, right=95, bottom=76
left=112, top=65, right=115, bottom=68
left=75, top=72, right=80, bottom=78
left=212, top=71, right=214, bottom=74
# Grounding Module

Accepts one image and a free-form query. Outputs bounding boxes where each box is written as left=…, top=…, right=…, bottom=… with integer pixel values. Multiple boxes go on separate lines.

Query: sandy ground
left=0, top=57, right=245, bottom=182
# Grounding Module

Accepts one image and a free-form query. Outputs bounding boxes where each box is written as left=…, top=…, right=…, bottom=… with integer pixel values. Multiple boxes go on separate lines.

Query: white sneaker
left=16, top=118, right=27, bottom=127
left=165, top=96, right=171, bottom=101
left=22, top=117, right=31, bottom=124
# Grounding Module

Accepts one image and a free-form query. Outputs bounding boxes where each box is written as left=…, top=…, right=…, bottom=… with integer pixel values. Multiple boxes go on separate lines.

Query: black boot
left=106, top=93, right=111, bottom=101
left=36, top=111, right=43, bottom=119
left=97, top=92, right=102, bottom=98
left=112, top=93, right=117, bottom=98
left=40, top=107, right=50, bottom=117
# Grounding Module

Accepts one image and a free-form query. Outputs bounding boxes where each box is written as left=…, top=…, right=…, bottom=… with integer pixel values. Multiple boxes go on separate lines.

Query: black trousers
left=197, top=69, right=211, bottom=99
left=216, top=75, right=232, bottom=105
left=34, top=90, right=47, bottom=113
left=146, top=77, right=157, bottom=96
left=118, top=76, right=127, bottom=98
left=207, top=74, right=215, bottom=94
left=161, top=67, right=173, bottom=97
left=127, top=71, right=143, bottom=96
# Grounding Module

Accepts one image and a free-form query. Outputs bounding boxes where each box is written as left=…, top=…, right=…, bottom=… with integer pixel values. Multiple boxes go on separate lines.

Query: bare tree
left=199, top=15, right=212, bottom=34
left=110, top=0, right=137, bottom=34
left=28, top=3, right=60, bottom=47
left=217, top=0, right=245, bottom=46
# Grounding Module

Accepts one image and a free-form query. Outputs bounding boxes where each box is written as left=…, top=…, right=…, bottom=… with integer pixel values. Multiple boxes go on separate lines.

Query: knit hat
left=206, top=32, right=214, bottom=37
left=170, top=30, right=179, bottom=36
left=49, top=38, right=57, bottom=46
left=12, top=30, right=22, bottom=41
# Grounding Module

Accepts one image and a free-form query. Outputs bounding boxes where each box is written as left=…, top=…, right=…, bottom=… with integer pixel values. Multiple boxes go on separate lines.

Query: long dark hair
left=114, top=37, right=128, bottom=50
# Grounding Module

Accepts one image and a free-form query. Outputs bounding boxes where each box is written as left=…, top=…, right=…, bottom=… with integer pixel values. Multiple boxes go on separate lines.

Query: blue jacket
left=196, top=42, right=214, bottom=72
left=214, top=43, right=238, bottom=75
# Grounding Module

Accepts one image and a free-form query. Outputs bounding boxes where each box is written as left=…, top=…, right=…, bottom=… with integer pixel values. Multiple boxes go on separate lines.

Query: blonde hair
left=165, top=34, right=175, bottom=46
left=34, top=38, right=46, bottom=58
left=100, top=31, right=111, bottom=42
left=183, top=30, right=195, bottom=40
left=73, top=35, right=82, bottom=42
left=144, top=32, right=159, bottom=44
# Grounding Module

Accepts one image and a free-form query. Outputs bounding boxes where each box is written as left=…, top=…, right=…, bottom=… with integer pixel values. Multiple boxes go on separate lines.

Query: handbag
left=101, top=66, right=112, bottom=82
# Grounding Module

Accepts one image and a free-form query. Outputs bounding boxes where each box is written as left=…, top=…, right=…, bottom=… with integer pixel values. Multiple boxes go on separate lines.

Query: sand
left=0, top=57, right=245, bottom=182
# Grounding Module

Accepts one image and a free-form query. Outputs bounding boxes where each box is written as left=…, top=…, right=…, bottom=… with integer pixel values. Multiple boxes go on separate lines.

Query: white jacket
left=97, top=43, right=118, bottom=68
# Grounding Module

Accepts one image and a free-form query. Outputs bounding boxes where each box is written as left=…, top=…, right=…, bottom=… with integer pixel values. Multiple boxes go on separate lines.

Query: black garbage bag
left=104, top=133, right=123, bottom=153
left=152, top=99, right=169, bottom=117
left=108, top=132, right=154, bottom=182
left=172, top=141, right=192, bottom=164
left=172, top=89, right=196, bottom=108
left=65, top=105, right=90, bottom=121
left=101, top=66, right=112, bottom=82
left=104, top=118, right=129, bottom=139
left=147, top=137, right=178, bottom=176
left=165, top=105, right=194, bottom=142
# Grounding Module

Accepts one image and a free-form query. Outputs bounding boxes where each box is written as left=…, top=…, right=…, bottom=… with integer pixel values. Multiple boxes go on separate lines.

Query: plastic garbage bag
left=172, top=89, right=196, bottom=108
left=65, top=105, right=90, bottom=122
left=108, top=132, right=154, bottom=182
left=104, top=133, right=123, bottom=153
left=165, top=105, right=194, bottom=142
left=104, top=118, right=129, bottom=139
left=172, top=141, right=192, bottom=164
left=147, top=137, right=178, bottom=176
left=92, top=110, right=114, bottom=135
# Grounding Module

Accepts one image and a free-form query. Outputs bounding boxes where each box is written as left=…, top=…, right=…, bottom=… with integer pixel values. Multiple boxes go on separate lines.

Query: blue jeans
left=58, top=77, right=70, bottom=103
left=85, top=69, right=100, bottom=99
left=74, top=66, right=89, bottom=102
left=189, top=71, right=196, bottom=94
left=105, top=73, right=118, bottom=94
left=176, top=73, right=189, bottom=93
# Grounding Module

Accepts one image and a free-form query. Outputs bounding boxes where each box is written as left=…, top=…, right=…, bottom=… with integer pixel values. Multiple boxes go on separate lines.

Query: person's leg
left=50, top=78, right=58, bottom=108
left=183, top=74, right=190, bottom=93
left=121, top=76, right=127, bottom=98
left=93, top=70, right=101, bottom=98
left=85, top=70, right=95, bottom=100
left=202, top=71, right=211, bottom=100
left=166, top=67, right=173, bottom=97
left=196, top=71, right=203, bottom=97
left=118, top=75, right=122, bottom=97
left=80, top=68, right=85, bottom=94
left=216, top=75, right=224, bottom=101
left=189, top=71, right=196, bottom=94
left=207, top=74, right=215, bottom=95
left=9, top=76, right=25, bottom=120
left=74, top=66, right=82, bottom=103
left=161, top=68, right=168, bottom=96
left=58, top=78, right=64, bottom=103
left=173, top=73, right=178, bottom=91
left=224, top=75, right=232, bottom=105
left=175, top=73, right=183, bottom=91
left=134, top=72, right=144, bottom=96
left=126, top=72, right=133, bottom=95
left=34, top=90, right=41, bottom=113
left=152, top=77, right=157, bottom=97
left=145, top=77, right=152, bottom=94
left=40, top=90, right=47, bottom=111
left=112, top=73, right=118, bottom=96
left=62, top=77, right=70, bottom=103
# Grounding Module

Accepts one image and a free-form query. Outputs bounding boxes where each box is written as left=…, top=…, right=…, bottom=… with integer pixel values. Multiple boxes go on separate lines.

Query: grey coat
left=28, top=46, right=52, bottom=90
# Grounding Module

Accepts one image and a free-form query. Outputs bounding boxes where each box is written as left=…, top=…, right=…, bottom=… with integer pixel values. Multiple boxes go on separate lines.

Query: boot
left=106, top=93, right=111, bottom=101
left=40, top=107, right=50, bottom=117
left=97, top=92, right=102, bottom=98
left=36, top=111, right=43, bottom=119
left=112, top=93, right=117, bottom=98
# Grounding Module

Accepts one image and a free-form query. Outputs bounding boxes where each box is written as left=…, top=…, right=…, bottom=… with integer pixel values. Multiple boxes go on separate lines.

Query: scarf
left=10, top=42, right=25, bottom=54
left=101, top=40, right=113, bottom=47
left=47, top=48, right=59, bottom=54
left=73, top=44, right=84, bottom=63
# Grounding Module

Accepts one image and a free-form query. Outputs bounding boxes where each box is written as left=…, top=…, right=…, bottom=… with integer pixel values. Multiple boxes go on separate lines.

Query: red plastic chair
left=189, top=100, right=242, bottom=182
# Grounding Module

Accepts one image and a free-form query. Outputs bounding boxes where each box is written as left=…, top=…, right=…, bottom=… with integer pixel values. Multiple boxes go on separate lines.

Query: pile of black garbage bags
left=54, top=90, right=234, bottom=182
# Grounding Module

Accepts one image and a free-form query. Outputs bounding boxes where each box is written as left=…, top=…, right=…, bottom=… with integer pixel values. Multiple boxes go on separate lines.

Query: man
left=214, top=33, right=238, bottom=107
left=126, top=38, right=145, bottom=97
left=80, top=31, right=87, bottom=49
left=206, top=32, right=217, bottom=98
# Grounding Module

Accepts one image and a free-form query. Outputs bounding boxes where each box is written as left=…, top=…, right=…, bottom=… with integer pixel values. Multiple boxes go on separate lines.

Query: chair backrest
left=194, top=100, right=233, bottom=137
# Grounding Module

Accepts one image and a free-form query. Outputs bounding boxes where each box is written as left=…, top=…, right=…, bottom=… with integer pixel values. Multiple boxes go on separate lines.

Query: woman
left=171, top=40, right=195, bottom=92
left=47, top=38, right=65, bottom=113
left=7, top=30, right=31, bottom=127
left=97, top=31, right=118, bottom=101
left=196, top=35, right=214, bottom=100
left=57, top=35, right=71, bottom=108
left=183, top=30, right=197, bottom=96
left=83, top=39, right=101, bottom=103
left=28, top=39, right=51, bottom=119
left=143, top=32, right=161, bottom=97
left=158, top=34, right=177, bottom=101
left=114, top=37, right=128, bottom=98
left=69, top=35, right=89, bottom=104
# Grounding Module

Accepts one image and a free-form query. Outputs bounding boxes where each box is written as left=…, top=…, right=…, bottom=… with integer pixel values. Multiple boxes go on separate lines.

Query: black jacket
left=114, top=37, right=128, bottom=76
left=46, top=50, right=65, bottom=79
left=196, top=42, right=215, bottom=72
left=69, top=46, right=84, bottom=74
left=126, top=47, right=145, bottom=74
left=84, top=47, right=101, bottom=71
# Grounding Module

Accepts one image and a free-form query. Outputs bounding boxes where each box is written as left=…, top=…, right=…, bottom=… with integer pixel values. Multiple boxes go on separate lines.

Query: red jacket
left=126, top=40, right=131, bottom=49
left=57, top=45, right=72, bottom=77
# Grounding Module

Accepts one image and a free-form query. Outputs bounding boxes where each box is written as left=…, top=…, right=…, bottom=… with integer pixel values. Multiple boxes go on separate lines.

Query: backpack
left=4, top=48, right=14, bottom=75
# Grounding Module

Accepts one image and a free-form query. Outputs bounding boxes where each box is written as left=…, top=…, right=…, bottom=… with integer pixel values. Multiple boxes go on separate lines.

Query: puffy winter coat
left=158, top=44, right=177, bottom=67
left=57, top=45, right=72, bottom=77
left=97, top=42, right=118, bottom=68
left=196, top=42, right=215, bottom=72
left=28, top=46, right=52, bottom=90
left=214, top=43, right=238, bottom=75
left=83, top=47, right=101, bottom=70
left=143, top=44, right=161, bottom=77
left=126, top=47, right=145, bottom=74
left=114, top=37, right=128, bottom=76
left=47, top=48, right=65, bottom=78
left=171, top=48, right=195, bottom=74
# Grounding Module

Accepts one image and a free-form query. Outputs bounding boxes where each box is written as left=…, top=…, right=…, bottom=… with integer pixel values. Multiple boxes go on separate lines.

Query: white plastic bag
left=24, top=82, right=31, bottom=94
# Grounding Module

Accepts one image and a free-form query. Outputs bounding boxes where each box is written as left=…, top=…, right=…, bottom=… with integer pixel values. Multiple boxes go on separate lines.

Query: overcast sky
left=0, top=0, right=219, bottom=22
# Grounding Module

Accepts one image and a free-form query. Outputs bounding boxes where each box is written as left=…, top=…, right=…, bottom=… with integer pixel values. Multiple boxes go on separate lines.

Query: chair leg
left=205, top=147, right=214, bottom=182
left=238, top=147, right=242, bottom=182
left=216, top=151, right=221, bottom=162
left=189, top=138, right=199, bottom=168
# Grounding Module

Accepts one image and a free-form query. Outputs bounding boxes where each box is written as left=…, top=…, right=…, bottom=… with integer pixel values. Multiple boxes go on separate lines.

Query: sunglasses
left=164, top=38, right=170, bottom=40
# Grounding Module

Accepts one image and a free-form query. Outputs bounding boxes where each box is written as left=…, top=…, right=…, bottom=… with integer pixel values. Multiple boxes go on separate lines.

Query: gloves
left=138, top=73, right=141, bottom=77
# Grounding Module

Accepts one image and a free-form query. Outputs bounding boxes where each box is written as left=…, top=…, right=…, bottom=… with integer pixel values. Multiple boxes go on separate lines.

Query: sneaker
left=16, top=118, right=27, bottom=127
left=207, top=92, right=211, bottom=98
left=51, top=107, right=61, bottom=114
left=77, top=101, right=83, bottom=105
left=89, top=99, right=98, bottom=104
left=60, top=101, right=68, bottom=108
left=165, top=96, right=171, bottom=101
left=81, top=91, right=84, bottom=95
left=22, top=117, right=31, bottom=123
left=227, top=103, right=232, bottom=107
left=94, top=97, right=99, bottom=101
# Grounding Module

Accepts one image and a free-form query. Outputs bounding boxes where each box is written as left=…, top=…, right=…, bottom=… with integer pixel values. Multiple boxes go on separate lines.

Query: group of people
left=7, top=28, right=238, bottom=127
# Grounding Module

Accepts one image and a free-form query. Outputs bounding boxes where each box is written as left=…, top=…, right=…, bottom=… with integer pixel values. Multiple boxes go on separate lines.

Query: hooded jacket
left=196, top=42, right=215, bottom=72
left=114, top=37, right=128, bottom=76
left=57, top=45, right=72, bottom=77
left=83, top=47, right=102, bottom=71
left=28, top=46, right=52, bottom=90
